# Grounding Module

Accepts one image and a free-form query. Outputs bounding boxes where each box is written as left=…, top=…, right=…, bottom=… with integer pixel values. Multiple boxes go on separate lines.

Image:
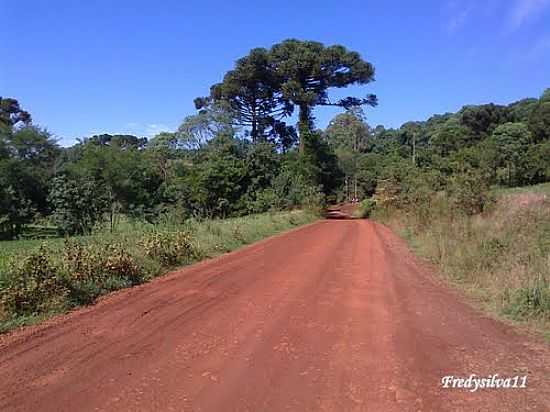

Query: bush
left=1, top=246, right=69, bottom=316
left=139, top=231, right=197, bottom=266
left=0, top=211, right=316, bottom=331
left=62, top=241, right=143, bottom=305
left=246, top=189, right=279, bottom=214
left=0, top=240, right=144, bottom=317
left=447, top=171, right=494, bottom=215
left=354, top=198, right=376, bottom=218
left=48, top=176, right=106, bottom=236
left=63, top=240, right=141, bottom=282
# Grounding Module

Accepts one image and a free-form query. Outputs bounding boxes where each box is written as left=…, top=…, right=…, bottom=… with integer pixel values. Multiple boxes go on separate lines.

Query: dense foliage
left=1, top=40, right=549, bottom=240
left=324, top=89, right=550, bottom=210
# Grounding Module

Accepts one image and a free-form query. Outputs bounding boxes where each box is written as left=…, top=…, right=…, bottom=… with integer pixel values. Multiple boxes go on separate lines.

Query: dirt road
left=1, top=220, right=549, bottom=411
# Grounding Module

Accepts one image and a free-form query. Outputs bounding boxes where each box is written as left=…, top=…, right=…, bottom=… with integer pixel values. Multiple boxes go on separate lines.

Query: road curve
left=1, top=220, right=549, bottom=411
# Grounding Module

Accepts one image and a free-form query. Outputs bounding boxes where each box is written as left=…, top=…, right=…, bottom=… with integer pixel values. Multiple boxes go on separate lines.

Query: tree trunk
left=251, top=108, right=257, bottom=143
left=345, top=176, right=349, bottom=202
left=298, top=104, right=311, bottom=153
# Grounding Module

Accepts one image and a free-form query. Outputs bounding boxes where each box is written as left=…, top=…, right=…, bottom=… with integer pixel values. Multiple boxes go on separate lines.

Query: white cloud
left=510, top=0, right=550, bottom=29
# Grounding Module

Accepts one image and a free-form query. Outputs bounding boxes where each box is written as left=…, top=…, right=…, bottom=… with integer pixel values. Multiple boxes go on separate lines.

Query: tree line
left=326, top=89, right=550, bottom=208
left=1, top=38, right=549, bottom=239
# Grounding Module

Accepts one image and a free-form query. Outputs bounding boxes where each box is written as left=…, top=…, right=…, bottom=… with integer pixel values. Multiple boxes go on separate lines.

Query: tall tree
left=64, top=139, right=162, bottom=231
left=177, top=103, right=235, bottom=150
left=196, top=48, right=287, bottom=143
left=429, top=118, right=473, bottom=157
left=269, top=39, right=377, bottom=150
left=459, top=104, right=512, bottom=139
left=0, top=161, right=35, bottom=239
left=399, top=121, right=424, bottom=165
left=528, top=88, right=550, bottom=143
left=84, top=134, right=148, bottom=149
left=491, top=122, right=532, bottom=185
left=0, top=126, right=60, bottom=216
left=325, top=109, right=371, bottom=200
left=325, top=109, right=370, bottom=152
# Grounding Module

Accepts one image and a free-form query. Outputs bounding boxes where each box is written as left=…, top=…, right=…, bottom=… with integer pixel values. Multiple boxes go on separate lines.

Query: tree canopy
left=197, top=39, right=377, bottom=151
left=1, top=41, right=549, bottom=240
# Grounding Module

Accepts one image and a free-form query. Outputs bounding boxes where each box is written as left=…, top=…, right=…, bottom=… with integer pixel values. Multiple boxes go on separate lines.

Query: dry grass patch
left=377, top=193, right=550, bottom=339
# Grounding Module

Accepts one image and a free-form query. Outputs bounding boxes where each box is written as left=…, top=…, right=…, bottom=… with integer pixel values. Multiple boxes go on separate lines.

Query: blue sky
left=1, top=0, right=549, bottom=145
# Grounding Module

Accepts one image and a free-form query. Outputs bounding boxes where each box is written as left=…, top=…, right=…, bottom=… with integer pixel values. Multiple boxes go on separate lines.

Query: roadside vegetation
left=0, top=210, right=315, bottom=332
left=1, top=38, right=549, bottom=334
left=372, top=179, right=550, bottom=338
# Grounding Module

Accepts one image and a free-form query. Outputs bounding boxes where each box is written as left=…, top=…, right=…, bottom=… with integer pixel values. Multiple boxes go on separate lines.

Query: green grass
left=493, top=181, right=550, bottom=196
left=0, top=210, right=317, bottom=333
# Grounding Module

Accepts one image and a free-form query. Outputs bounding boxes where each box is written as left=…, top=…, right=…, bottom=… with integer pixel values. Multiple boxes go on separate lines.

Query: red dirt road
left=1, top=220, right=549, bottom=411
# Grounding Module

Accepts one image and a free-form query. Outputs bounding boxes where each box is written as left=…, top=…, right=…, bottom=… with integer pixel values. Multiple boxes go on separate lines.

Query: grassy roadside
left=374, top=190, right=550, bottom=340
left=0, top=210, right=317, bottom=333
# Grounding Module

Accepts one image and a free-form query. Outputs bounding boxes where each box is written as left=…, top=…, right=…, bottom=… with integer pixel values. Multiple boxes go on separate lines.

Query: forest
left=1, top=39, right=550, bottom=241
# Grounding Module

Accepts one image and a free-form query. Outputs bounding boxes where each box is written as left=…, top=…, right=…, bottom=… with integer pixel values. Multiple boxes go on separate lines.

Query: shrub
left=103, top=244, right=141, bottom=282
left=139, top=231, right=197, bottom=266
left=48, top=175, right=106, bottom=236
left=0, top=211, right=315, bottom=331
left=1, top=246, right=68, bottom=316
left=232, top=224, right=246, bottom=243
left=354, top=198, right=376, bottom=218
left=63, top=240, right=142, bottom=305
left=63, top=240, right=140, bottom=283
left=246, top=189, right=279, bottom=214
left=447, top=171, right=494, bottom=215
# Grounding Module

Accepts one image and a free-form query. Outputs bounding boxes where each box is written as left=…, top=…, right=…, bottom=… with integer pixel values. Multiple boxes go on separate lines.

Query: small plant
left=103, top=244, right=141, bottom=282
left=503, top=276, right=550, bottom=319
left=63, top=240, right=102, bottom=281
left=232, top=225, right=246, bottom=243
